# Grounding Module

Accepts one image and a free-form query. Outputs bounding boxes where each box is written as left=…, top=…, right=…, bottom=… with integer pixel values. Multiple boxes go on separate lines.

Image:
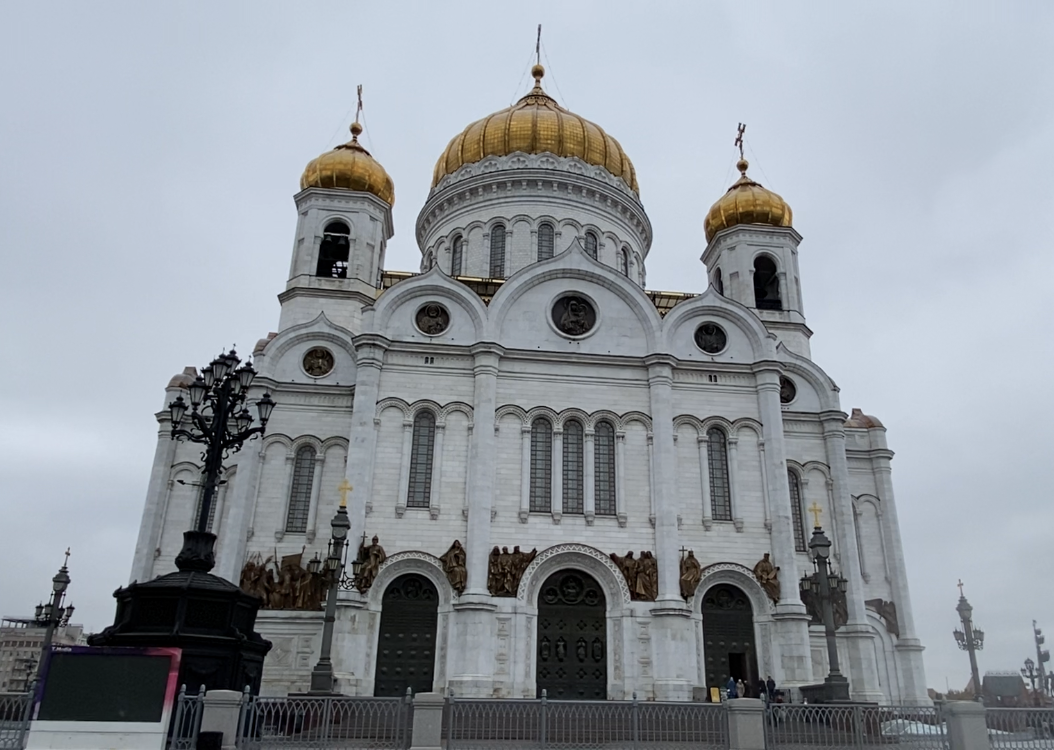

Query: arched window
left=406, top=411, right=437, bottom=509
left=562, top=420, right=584, bottom=514
left=714, top=268, right=724, bottom=295
left=706, top=428, right=732, bottom=521
left=538, top=223, right=555, bottom=261
left=529, top=418, right=553, bottom=512
left=450, top=235, right=463, bottom=276
left=584, top=231, right=598, bottom=259
left=788, top=470, right=807, bottom=552
left=489, top=224, right=506, bottom=278
left=619, top=247, right=629, bottom=276
left=194, top=483, right=218, bottom=533
left=753, top=255, right=782, bottom=310
left=284, top=445, right=317, bottom=532
left=316, top=220, right=351, bottom=278
left=594, top=420, right=616, bottom=516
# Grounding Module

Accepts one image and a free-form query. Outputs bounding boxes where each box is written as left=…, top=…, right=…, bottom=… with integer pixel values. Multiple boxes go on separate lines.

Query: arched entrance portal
left=374, top=574, right=438, bottom=697
left=702, top=584, right=758, bottom=694
left=536, top=570, right=607, bottom=699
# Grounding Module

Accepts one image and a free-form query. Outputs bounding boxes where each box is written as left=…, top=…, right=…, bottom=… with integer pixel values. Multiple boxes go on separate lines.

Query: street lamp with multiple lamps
left=33, top=549, right=74, bottom=683
left=798, top=503, right=850, bottom=703
left=1033, top=620, right=1050, bottom=700
left=953, top=580, right=984, bottom=701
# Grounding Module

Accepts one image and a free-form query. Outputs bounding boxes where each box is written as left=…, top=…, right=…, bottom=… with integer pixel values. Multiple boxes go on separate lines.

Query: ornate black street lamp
left=1033, top=620, right=1050, bottom=699
left=167, top=350, right=275, bottom=570
left=306, top=479, right=363, bottom=694
left=953, top=580, right=984, bottom=702
left=799, top=507, right=851, bottom=702
left=34, top=549, right=73, bottom=682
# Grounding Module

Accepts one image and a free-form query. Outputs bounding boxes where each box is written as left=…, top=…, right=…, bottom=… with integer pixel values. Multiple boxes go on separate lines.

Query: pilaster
left=130, top=418, right=177, bottom=583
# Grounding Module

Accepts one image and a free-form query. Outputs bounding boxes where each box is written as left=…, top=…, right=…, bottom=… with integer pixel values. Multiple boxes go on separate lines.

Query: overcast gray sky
left=1, top=2, right=1051, bottom=694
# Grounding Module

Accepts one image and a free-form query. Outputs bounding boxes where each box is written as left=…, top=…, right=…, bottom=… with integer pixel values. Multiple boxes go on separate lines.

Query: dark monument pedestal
left=89, top=531, right=271, bottom=694
left=799, top=674, right=852, bottom=704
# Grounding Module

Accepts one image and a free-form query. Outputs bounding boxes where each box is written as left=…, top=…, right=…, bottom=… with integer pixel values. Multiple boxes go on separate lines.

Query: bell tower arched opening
left=316, top=220, right=351, bottom=278
left=752, top=255, right=782, bottom=310
left=536, top=570, right=607, bottom=699
left=702, top=584, right=758, bottom=695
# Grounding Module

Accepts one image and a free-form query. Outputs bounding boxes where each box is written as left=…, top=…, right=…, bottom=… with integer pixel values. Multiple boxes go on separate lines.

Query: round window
left=551, top=295, right=596, bottom=337
left=416, top=303, right=451, bottom=335
left=694, top=322, right=727, bottom=354
left=779, top=376, right=797, bottom=404
left=302, top=347, right=335, bottom=377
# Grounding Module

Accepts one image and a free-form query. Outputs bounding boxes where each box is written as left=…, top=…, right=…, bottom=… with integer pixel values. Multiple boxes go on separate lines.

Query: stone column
left=758, top=439, right=772, bottom=530
left=583, top=428, right=596, bottom=524
left=698, top=433, right=713, bottom=530
left=615, top=430, right=627, bottom=527
left=729, top=436, right=744, bottom=532
left=428, top=424, right=445, bottom=518
left=754, top=365, right=812, bottom=688
left=216, top=439, right=264, bottom=583
left=306, top=452, right=325, bottom=542
left=130, top=419, right=178, bottom=583
left=395, top=419, right=414, bottom=517
left=552, top=427, right=564, bottom=523
left=644, top=355, right=694, bottom=701
left=519, top=425, right=531, bottom=522
left=274, top=451, right=296, bottom=541
left=821, top=412, right=883, bottom=701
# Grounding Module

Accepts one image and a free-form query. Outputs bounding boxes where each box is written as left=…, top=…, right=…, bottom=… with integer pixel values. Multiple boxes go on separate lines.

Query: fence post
left=852, top=704, right=863, bottom=746
left=409, top=692, right=444, bottom=750
left=631, top=692, right=640, bottom=750
left=726, top=698, right=765, bottom=750
left=200, top=689, right=245, bottom=750
left=540, top=689, right=548, bottom=748
left=945, top=701, right=990, bottom=750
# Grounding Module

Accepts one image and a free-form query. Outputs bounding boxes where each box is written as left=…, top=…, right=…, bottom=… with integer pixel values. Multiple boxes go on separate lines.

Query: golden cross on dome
left=735, top=123, right=746, bottom=160
left=63, top=548, right=71, bottom=567
left=957, top=579, right=965, bottom=597
left=808, top=502, right=823, bottom=528
left=536, top=24, right=542, bottom=66
left=355, top=85, right=363, bottom=125
left=338, top=478, right=353, bottom=508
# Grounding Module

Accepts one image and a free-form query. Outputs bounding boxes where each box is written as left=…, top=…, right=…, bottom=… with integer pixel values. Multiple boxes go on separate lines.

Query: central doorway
left=536, top=570, right=607, bottom=699
left=701, top=584, right=758, bottom=695
left=373, top=573, right=438, bottom=697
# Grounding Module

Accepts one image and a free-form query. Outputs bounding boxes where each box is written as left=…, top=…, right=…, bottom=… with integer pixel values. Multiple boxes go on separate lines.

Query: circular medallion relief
left=779, top=376, right=797, bottom=404
left=694, top=322, right=727, bottom=354
left=552, top=295, right=596, bottom=336
left=302, top=347, right=335, bottom=377
left=415, top=303, right=450, bottom=335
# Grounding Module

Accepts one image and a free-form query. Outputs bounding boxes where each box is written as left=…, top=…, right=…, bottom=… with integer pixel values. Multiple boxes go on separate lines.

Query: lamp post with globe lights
left=33, top=549, right=74, bottom=682
left=953, top=581, right=984, bottom=701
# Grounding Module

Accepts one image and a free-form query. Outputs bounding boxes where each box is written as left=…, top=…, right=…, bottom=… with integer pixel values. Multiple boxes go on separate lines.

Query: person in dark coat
left=726, top=676, right=737, bottom=699
left=766, top=675, right=776, bottom=700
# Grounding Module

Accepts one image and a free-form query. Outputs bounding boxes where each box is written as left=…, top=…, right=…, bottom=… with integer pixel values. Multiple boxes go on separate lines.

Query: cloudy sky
left=1, top=2, right=1051, bottom=693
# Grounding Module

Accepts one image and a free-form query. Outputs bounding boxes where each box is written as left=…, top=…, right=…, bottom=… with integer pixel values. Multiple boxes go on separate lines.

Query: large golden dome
left=704, top=159, right=792, bottom=241
left=301, top=122, right=395, bottom=206
left=432, top=65, right=638, bottom=194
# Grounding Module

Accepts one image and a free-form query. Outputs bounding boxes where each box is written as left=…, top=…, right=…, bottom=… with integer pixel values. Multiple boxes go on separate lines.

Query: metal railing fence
left=444, top=692, right=728, bottom=750
left=0, top=693, right=31, bottom=750
left=763, top=702, right=948, bottom=749
left=987, top=707, right=1054, bottom=748
left=237, top=690, right=413, bottom=749
left=168, top=685, right=205, bottom=750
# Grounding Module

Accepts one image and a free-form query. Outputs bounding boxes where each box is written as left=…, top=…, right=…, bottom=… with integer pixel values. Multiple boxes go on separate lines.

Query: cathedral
left=129, top=64, right=928, bottom=703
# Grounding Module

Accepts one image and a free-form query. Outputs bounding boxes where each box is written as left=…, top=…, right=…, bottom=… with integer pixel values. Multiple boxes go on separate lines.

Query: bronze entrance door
left=374, top=574, right=438, bottom=697
left=701, top=584, right=758, bottom=694
left=536, top=570, right=607, bottom=699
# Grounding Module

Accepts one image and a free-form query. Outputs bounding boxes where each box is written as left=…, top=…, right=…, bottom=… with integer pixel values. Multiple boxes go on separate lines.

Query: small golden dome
left=432, top=64, right=638, bottom=193
left=301, top=122, right=395, bottom=206
left=704, top=159, right=792, bottom=241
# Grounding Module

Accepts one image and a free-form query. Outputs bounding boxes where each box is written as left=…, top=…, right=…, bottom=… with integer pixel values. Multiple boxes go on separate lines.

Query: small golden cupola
left=301, top=118, right=395, bottom=207
left=432, top=64, right=638, bottom=194
left=704, top=158, right=792, bottom=242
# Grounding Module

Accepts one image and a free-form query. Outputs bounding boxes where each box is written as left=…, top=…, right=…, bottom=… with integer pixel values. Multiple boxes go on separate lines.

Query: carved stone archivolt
left=439, top=540, right=467, bottom=595
left=865, top=598, right=900, bottom=637
left=752, top=553, right=781, bottom=604
left=488, top=546, right=537, bottom=597
left=516, top=543, right=632, bottom=604
left=610, top=550, right=658, bottom=602
left=240, top=551, right=324, bottom=611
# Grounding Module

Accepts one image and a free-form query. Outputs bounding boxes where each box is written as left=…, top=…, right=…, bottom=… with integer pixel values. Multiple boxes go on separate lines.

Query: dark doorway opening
left=702, top=584, right=758, bottom=695
left=373, top=574, right=438, bottom=697
left=536, top=570, right=607, bottom=699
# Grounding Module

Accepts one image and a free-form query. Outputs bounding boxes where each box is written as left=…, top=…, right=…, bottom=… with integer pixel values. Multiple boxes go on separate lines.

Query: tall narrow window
left=789, top=470, right=807, bottom=552
left=537, top=223, right=555, bottom=261
left=562, top=420, right=584, bottom=514
left=406, top=411, right=437, bottom=508
left=714, top=268, right=724, bottom=295
left=584, top=231, right=598, bottom=259
left=706, top=427, right=732, bottom=521
left=489, top=224, right=506, bottom=278
left=285, top=445, right=317, bottom=532
left=316, top=220, right=351, bottom=278
left=529, top=418, right=553, bottom=512
left=619, top=247, right=629, bottom=276
left=753, top=255, right=782, bottom=310
left=594, top=420, right=616, bottom=516
left=450, top=235, right=463, bottom=276
left=194, top=482, right=218, bottom=532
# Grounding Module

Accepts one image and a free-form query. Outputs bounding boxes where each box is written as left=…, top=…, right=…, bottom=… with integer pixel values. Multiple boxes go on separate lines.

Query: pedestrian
left=736, top=679, right=746, bottom=699
left=766, top=675, right=776, bottom=700
left=756, top=678, right=766, bottom=700
left=726, top=675, right=737, bottom=699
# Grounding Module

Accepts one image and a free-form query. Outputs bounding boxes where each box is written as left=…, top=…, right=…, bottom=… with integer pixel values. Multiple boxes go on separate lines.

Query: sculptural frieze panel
left=609, top=550, right=658, bottom=601
left=240, top=551, right=325, bottom=611
left=752, top=553, right=781, bottom=603
left=487, top=546, right=537, bottom=597
left=865, top=598, right=900, bottom=637
left=439, top=540, right=467, bottom=595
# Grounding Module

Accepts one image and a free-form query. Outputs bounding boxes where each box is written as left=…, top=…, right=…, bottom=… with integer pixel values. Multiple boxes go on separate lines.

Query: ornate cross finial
left=735, top=123, right=746, bottom=160
left=63, top=548, right=71, bottom=567
left=337, top=478, right=353, bottom=508
left=808, top=502, right=823, bottom=528
left=355, top=84, right=363, bottom=125
left=680, top=546, right=689, bottom=559
left=536, top=24, right=542, bottom=66
left=957, top=579, right=965, bottom=597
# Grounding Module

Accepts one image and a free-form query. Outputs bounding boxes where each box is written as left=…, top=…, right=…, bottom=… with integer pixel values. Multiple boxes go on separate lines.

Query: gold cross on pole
left=63, top=548, right=71, bottom=566
left=808, top=502, right=823, bottom=529
left=536, top=24, right=542, bottom=66
left=338, top=478, right=353, bottom=508
left=355, top=85, right=363, bottom=125
left=957, top=579, right=965, bottom=597
left=735, top=123, right=746, bottom=160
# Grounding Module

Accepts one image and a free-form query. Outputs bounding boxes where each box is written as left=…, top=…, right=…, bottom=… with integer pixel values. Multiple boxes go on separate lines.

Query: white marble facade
left=129, top=97, right=928, bottom=705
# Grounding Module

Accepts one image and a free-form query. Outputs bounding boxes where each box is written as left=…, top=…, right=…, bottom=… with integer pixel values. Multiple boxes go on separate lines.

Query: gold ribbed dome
left=704, top=159, right=792, bottom=241
left=432, top=65, right=638, bottom=193
left=301, top=122, right=395, bottom=206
